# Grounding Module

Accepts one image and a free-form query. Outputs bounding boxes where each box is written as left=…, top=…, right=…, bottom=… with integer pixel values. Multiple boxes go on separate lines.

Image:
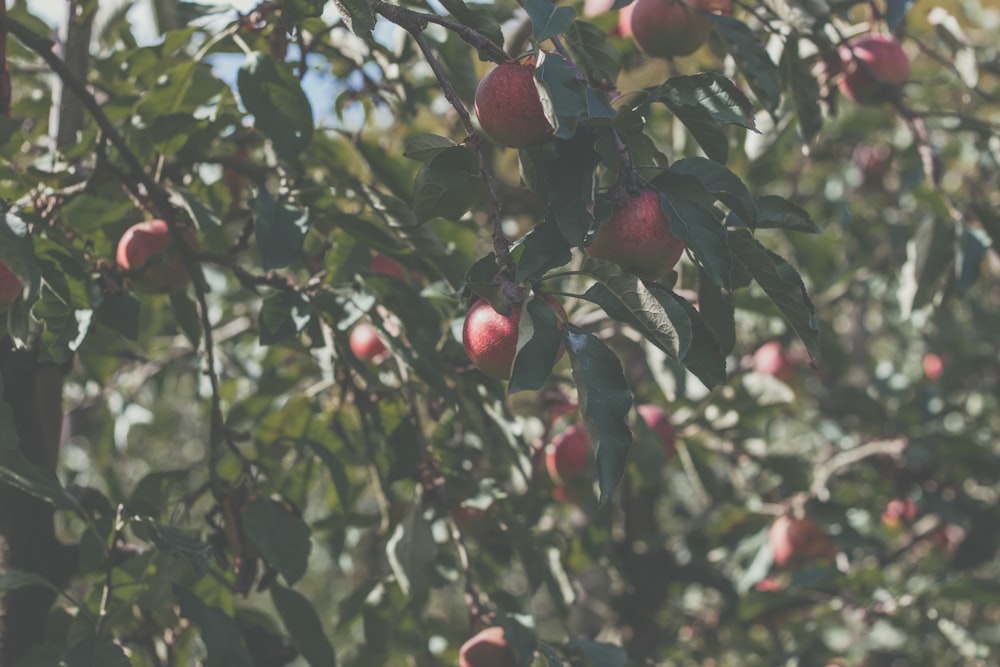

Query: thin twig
left=369, top=0, right=510, bottom=65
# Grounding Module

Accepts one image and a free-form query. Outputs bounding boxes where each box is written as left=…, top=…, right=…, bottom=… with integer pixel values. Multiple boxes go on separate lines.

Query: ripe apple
left=370, top=253, right=407, bottom=281
left=462, top=295, right=567, bottom=380
left=546, top=423, right=592, bottom=485
left=349, top=322, right=389, bottom=362
left=459, top=626, right=516, bottom=667
left=115, top=220, right=199, bottom=294
left=636, top=403, right=676, bottom=457
left=474, top=60, right=553, bottom=149
left=627, top=0, right=731, bottom=59
left=587, top=188, right=685, bottom=280
left=837, top=35, right=909, bottom=105
left=768, top=516, right=835, bottom=568
left=617, top=2, right=635, bottom=37
left=882, top=499, right=918, bottom=528
left=752, top=341, right=793, bottom=382
left=0, top=260, right=22, bottom=310
left=922, top=353, right=943, bottom=381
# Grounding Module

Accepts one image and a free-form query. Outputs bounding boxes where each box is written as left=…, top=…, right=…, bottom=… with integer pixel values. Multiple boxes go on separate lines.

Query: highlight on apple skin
left=473, top=60, right=553, bottom=149
left=546, top=423, right=592, bottom=485
left=587, top=188, right=685, bottom=280
left=115, top=220, right=199, bottom=294
left=752, top=340, right=794, bottom=382
left=636, top=403, right=677, bottom=457
left=768, top=516, right=836, bottom=568
left=462, top=296, right=566, bottom=381
left=459, top=626, right=516, bottom=667
left=0, top=260, right=22, bottom=310
left=627, top=0, right=731, bottom=59
left=349, top=322, right=389, bottom=362
left=837, top=35, right=910, bottom=105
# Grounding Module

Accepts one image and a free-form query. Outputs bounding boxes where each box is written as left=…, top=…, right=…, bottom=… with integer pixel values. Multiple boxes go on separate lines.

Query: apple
left=349, top=322, right=389, bottom=362
left=922, top=353, right=943, bottom=381
left=752, top=341, right=793, bottom=382
left=636, top=403, right=676, bottom=457
left=837, top=35, right=909, bottom=105
left=370, top=253, right=408, bottom=281
left=617, top=2, right=635, bottom=37
left=587, top=188, right=685, bottom=280
left=462, top=295, right=566, bottom=380
left=474, top=60, right=553, bottom=149
left=115, top=220, right=199, bottom=294
left=546, top=423, right=592, bottom=485
left=768, top=516, right=835, bottom=568
left=882, top=499, right=918, bottom=528
left=459, top=626, right=516, bottom=667
left=0, top=260, right=22, bottom=310
left=627, top=0, right=731, bottom=59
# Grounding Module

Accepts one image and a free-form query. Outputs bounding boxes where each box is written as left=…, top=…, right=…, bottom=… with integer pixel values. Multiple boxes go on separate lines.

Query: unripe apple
left=349, top=322, right=389, bottom=362
left=115, top=220, right=199, bottom=294
left=459, top=626, right=516, bottom=667
left=474, top=60, right=553, bottom=149
left=636, top=403, right=676, bottom=457
left=882, top=498, right=918, bottom=528
left=768, top=516, right=835, bottom=568
left=462, top=296, right=567, bottom=380
left=752, top=341, right=793, bottom=382
left=0, top=260, right=22, bottom=310
left=587, top=188, right=685, bottom=280
left=628, top=0, right=730, bottom=59
left=546, top=423, right=592, bottom=485
left=837, top=35, right=909, bottom=105
left=370, top=253, right=407, bottom=281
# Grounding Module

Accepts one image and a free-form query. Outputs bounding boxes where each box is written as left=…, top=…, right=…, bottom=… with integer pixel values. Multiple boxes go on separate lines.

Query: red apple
left=587, top=188, right=685, bottom=280
left=349, top=322, right=389, bottom=362
left=546, top=423, right=592, bottom=485
left=462, top=295, right=566, bottom=380
left=459, top=626, right=516, bottom=667
left=115, top=220, right=199, bottom=294
left=628, top=0, right=730, bottom=59
left=837, top=35, right=909, bottom=105
left=636, top=403, right=676, bottom=457
left=370, top=253, right=408, bottom=281
left=922, top=353, right=943, bottom=381
left=752, top=341, right=793, bottom=382
left=768, top=516, right=835, bottom=568
left=0, top=260, right=22, bottom=310
left=882, top=499, right=918, bottom=528
left=474, top=60, right=553, bottom=149
left=617, top=2, right=635, bottom=37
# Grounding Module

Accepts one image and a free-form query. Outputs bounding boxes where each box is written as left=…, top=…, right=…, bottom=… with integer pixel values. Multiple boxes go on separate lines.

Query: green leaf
left=670, top=157, right=757, bottom=225
left=237, top=52, right=314, bottom=161
left=957, top=228, right=990, bottom=294
left=671, top=106, right=729, bottom=162
left=780, top=36, right=823, bottom=142
left=402, top=133, right=457, bottom=163
left=34, top=238, right=91, bottom=309
left=174, top=585, right=254, bottom=667
left=728, top=228, right=820, bottom=361
left=254, top=190, right=311, bottom=270
left=270, top=584, right=337, bottom=667
left=63, top=637, right=131, bottom=667
left=133, top=517, right=212, bottom=576
left=650, top=72, right=757, bottom=132
left=899, top=215, right=955, bottom=317
left=495, top=617, right=537, bottom=667
left=259, top=291, right=312, bottom=345
left=564, top=20, right=621, bottom=84
left=170, top=291, right=202, bottom=350
left=438, top=0, right=504, bottom=57
left=0, top=211, right=38, bottom=301
left=242, top=498, right=312, bottom=586
left=538, top=130, right=601, bottom=246
left=564, top=323, right=634, bottom=504
left=535, top=52, right=589, bottom=139
left=752, top=195, right=819, bottom=233
left=651, top=176, right=731, bottom=290
left=516, top=219, right=572, bottom=282
left=330, top=0, right=376, bottom=38
left=385, top=505, right=436, bottom=606
left=96, top=292, right=140, bottom=340
left=569, top=638, right=629, bottom=667
left=30, top=289, right=93, bottom=364
left=525, top=0, right=577, bottom=41
left=510, top=296, right=565, bottom=394
left=537, top=642, right=565, bottom=666
left=0, top=569, right=59, bottom=593
left=651, top=285, right=726, bottom=387
left=709, top=15, right=782, bottom=113
left=412, top=146, right=485, bottom=222
left=58, top=194, right=137, bottom=233
left=580, top=257, right=680, bottom=360
left=696, top=268, right=734, bottom=354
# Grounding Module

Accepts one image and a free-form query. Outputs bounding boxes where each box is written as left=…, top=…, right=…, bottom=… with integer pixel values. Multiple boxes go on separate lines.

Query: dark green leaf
left=537, top=642, right=565, bottom=666
left=34, top=238, right=91, bottom=309
left=259, top=291, right=312, bottom=345
left=238, top=52, right=314, bottom=161
left=510, top=296, right=565, bottom=394
left=134, top=517, right=212, bottom=576
left=412, top=146, right=484, bottom=222
left=780, top=36, right=823, bottom=142
left=569, top=638, right=629, bottom=667
left=254, top=190, right=311, bottom=270
left=696, top=268, right=734, bottom=354
left=671, top=106, right=729, bottom=162
left=330, top=0, right=376, bottom=39
left=0, top=569, right=58, bottom=593
left=565, top=20, right=621, bottom=83
left=651, top=175, right=731, bottom=289
left=535, top=52, right=589, bottom=139
left=495, top=617, right=537, bottom=667
left=752, top=195, right=819, bottom=233
left=650, top=72, right=757, bottom=132
left=0, top=211, right=38, bottom=302
left=402, top=133, right=457, bottom=163
left=525, top=0, right=577, bottom=42
left=95, top=292, right=140, bottom=340
left=242, top=498, right=312, bottom=586
left=671, top=157, right=756, bottom=224
left=170, top=291, right=202, bottom=349
left=650, top=285, right=726, bottom=387
left=174, top=585, right=254, bottom=667
left=957, top=228, right=990, bottom=294
left=539, top=130, right=601, bottom=246
left=63, top=637, right=131, bottom=667
left=270, top=584, right=337, bottom=667
left=438, top=0, right=504, bottom=56
left=709, top=15, right=782, bottom=113
left=31, top=289, right=92, bottom=364
left=564, top=324, right=634, bottom=504
left=515, top=219, right=572, bottom=282
left=386, top=505, right=436, bottom=606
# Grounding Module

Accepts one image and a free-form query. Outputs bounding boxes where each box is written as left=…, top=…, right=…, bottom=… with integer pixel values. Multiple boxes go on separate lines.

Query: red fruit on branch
left=349, top=322, right=389, bottom=362
left=769, top=516, right=835, bottom=568
left=0, top=260, right=22, bottom=310
left=627, top=0, right=731, bottom=59
left=115, top=220, right=199, bottom=294
left=837, top=35, right=910, bottom=105
left=462, top=296, right=566, bottom=380
left=546, top=423, right=593, bottom=485
left=459, top=626, right=516, bottom=667
left=752, top=341, right=793, bottom=382
left=587, top=188, right=685, bottom=280
left=474, top=60, right=553, bottom=149
left=636, top=403, right=677, bottom=457
left=370, top=253, right=408, bottom=281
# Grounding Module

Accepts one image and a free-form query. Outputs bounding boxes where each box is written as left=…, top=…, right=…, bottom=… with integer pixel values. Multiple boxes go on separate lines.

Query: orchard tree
left=1, top=0, right=999, bottom=665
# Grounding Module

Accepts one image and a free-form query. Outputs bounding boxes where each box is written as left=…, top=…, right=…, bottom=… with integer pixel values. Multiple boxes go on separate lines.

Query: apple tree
left=1, top=0, right=998, bottom=665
